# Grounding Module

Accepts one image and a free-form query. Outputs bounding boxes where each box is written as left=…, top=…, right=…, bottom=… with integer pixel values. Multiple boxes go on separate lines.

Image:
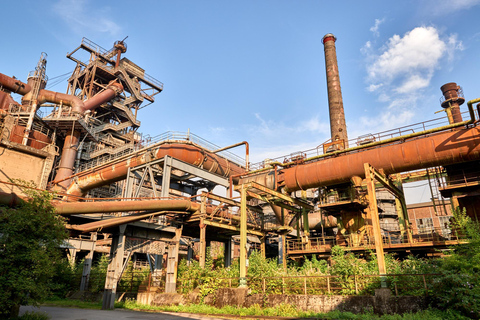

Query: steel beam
left=364, top=163, right=387, bottom=288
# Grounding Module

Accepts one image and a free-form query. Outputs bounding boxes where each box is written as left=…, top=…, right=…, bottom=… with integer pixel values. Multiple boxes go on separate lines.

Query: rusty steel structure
left=2, top=36, right=480, bottom=306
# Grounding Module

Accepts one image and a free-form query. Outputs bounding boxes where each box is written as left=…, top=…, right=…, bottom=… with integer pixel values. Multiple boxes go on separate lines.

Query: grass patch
left=42, top=299, right=469, bottom=320
left=121, top=300, right=469, bottom=320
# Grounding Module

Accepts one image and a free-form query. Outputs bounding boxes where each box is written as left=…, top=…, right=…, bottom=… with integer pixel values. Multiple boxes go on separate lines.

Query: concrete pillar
left=165, top=226, right=182, bottom=293
left=102, top=225, right=126, bottom=310
left=67, top=248, right=77, bottom=266
left=80, top=233, right=97, bottom=291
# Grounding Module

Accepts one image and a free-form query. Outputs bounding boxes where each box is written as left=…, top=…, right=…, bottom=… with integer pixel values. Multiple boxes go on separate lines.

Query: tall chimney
left=323, top=33, right=348, bottom=149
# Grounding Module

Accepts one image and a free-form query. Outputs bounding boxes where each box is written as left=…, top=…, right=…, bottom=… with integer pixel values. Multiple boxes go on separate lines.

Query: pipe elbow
left=37, top=89, right=85, bottom=114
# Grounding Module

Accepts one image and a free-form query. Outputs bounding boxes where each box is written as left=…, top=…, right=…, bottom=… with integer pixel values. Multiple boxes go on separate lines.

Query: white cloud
left=367, top=27, right=445, bottom=86
left=361, top=26, right=464, bottom=131
left=53, top=0, right=121, bottom=37
left=370, top=18, right=385, bottom=37
left=430, top=0, right=480, bottom=15
left=358, top=25, right=466, bottom=136
left=394, top=74, right=431, bottom=94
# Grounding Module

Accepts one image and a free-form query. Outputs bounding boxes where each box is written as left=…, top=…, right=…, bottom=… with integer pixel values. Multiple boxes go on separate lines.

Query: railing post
left=282, top=277, right=285, bottom=294
left=327, top=276, right=331, bottom=294
left=304, top=277, right=307, bottom=295
left=263, top=278, right=266, bottom=294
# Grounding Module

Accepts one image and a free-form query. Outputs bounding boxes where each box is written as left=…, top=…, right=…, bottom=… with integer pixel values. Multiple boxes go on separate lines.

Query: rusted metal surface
left=8, top=125, right=52, bottom=149
left=323, top=33, right=348, bottom=149
left=282, top=125, right=480, bottom=192
left=53, top=198, right=200, bottom=215
left=66, top=142, right=246, bottom=197
left=36, top=89, right=84, bottom=113
left=0, top=73, right=32, bottom=96
left=83, top=82, right=124, bottom=111
left=440, top=82, right=464, bottom=124
left=54, top=131, right=81, bottom=191
left=212, top=141, right=249, bottom=171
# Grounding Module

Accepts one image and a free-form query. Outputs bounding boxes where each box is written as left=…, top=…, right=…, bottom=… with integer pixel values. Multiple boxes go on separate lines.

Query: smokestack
left=440, top=82, right=464, bottom=124
left=323, top=33, right=348, bottom=149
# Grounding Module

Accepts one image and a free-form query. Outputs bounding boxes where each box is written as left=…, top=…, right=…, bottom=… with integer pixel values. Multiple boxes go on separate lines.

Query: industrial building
left=1, top=36, right=479, bottom=309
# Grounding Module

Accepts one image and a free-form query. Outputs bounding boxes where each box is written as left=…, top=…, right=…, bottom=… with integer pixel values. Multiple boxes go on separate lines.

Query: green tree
left=429, top=208, right=480, bottom=318
left=0, top=187, right=68, bottom=318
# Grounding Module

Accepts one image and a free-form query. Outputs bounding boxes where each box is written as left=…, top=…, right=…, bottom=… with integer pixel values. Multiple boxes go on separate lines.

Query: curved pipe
left=65, top=142, right=246, bottom=197
left=37, top=81, right=123, bottom=115
left=37, top=89, right=84, bottom=113
left=213, top=141, right=249, bottom=171
left=0, top=73, right=32, bottom=95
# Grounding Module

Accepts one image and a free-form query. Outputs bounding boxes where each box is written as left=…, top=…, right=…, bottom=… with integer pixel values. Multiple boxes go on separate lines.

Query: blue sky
left=2, top=0, right=480, bottom=202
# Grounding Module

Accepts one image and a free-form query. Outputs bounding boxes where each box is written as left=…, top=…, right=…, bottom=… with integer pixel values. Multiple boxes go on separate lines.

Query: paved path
left=20, top=306, right=228, bottom=320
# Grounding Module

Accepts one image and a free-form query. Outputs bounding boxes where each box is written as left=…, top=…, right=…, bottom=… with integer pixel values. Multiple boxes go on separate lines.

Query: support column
left=102, top=225, right=126, bottom=310
left=187, top=244, right=194, bottom=266
left=67, top=248, right=77, bottom=266
left=80, top=233, right=97, bottom=291
left=364, top=164, right=387, bottom=288
left=278, top=235, right=287, bottom=271
left=224, top=238, right=232, bottom=267
left=160, top=156, right=172, bottom=224
left=239, top=185, right=247, bottom=287
left=199, top=219, right=207, bottom=268
left=165, top=226, right=183, bottom=293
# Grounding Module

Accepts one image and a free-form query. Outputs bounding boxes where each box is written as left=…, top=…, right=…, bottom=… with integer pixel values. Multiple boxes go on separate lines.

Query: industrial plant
left=1, top=35, right=479, bottom=309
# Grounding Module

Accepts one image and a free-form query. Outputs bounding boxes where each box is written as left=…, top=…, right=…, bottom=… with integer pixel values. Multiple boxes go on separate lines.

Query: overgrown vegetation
left=175, top=207, right=479, bottom=318
left=0, top=183, right=68, bottom=318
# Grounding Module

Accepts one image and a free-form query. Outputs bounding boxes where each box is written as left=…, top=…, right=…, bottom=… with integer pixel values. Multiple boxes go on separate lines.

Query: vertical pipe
left=323, top=33, right=348, bottom=148
left=54, top=130, right=81, bottom=191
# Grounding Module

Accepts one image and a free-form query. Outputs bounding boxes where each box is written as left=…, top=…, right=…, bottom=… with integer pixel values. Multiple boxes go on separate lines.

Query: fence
left=177, top=274, right=438, bottom=297
left=71, top=268, right=151, bottom=294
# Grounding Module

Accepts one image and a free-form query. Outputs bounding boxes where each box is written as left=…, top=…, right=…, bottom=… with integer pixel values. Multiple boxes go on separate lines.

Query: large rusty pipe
left=37, top=89, right=84, bottom=114
left=282, top=123, right=480, bottom=192
left=0, top=73, right=32, bottom=95
left=323, top=34, right=348, bottom=148
left=65, top=142, right=246, bottom=197
left=68, top=211, right=167, bottom=233
left=54, top=131, right=81, bottom=191
left=53, top=198, right=200, bottom=215
left=37, top=81, right=123, bottom=115
left=83, top=82, right=124, bottom=111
